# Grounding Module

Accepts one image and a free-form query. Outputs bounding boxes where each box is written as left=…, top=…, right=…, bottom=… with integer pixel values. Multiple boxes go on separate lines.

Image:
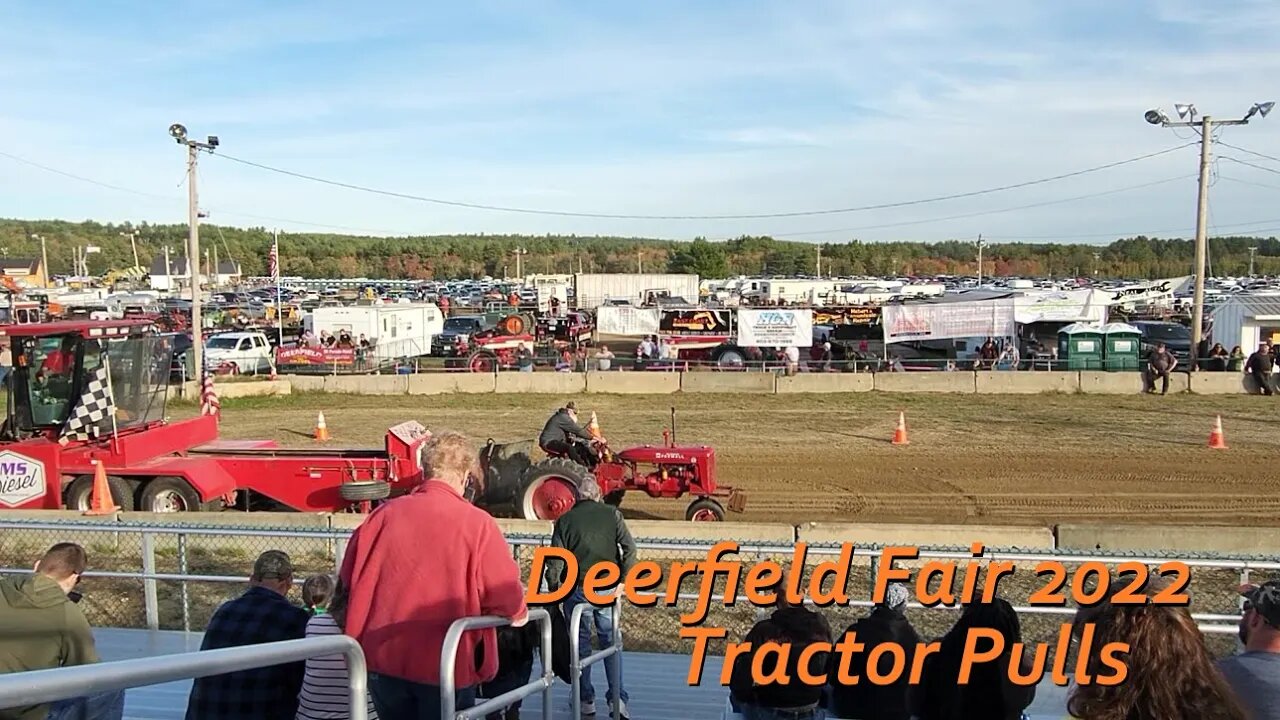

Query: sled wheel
left=138, top=477, right=203, bottom=513
left=686, top=497, right=725, bottom=522
left=64, top=474, right=132, bottom=512
left=339, top=481, right=392, bottom=502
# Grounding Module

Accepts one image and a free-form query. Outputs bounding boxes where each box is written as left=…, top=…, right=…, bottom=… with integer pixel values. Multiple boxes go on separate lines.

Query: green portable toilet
left=1101, top=322, right=1142, bottom=372
left=1057, top=323, right=1105, bottom=370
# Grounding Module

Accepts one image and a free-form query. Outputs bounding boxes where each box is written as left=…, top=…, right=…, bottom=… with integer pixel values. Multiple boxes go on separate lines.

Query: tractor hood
left=616, top=445, right=714, bottom=465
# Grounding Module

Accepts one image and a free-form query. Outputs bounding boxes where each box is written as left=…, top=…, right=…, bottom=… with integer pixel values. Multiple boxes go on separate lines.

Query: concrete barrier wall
left=874, top=372, right=976, bottom=393
left=407, top=373, right=498, bottom=395
left=680, top=372, right=777, bottom=394
left=585, top=371, right=682, bottom=394
left=215, top=369, right=1230, bottom=397
left=975, top=371, right=1078, bottom=394
left=775, top=373, right=874, bottom=393
left=1189, top=372, right=1255, bottom=395
left=797, top=522, right=1056, bottom=549
left=1057, top=523, right=1280, bottom=556
left=494, top=372, right=588, bottom=394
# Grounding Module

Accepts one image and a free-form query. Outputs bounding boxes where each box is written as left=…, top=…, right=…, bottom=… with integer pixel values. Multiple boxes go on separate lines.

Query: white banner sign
left=1014, top=289, right=1109, bottom=324
left=882, top=299, right=1016, bottom=343
left=1102, top=275, right=1192, bottom=305
left=595, top=305, right=660, bottom=336
left=736, top=308, right=813, bottom=347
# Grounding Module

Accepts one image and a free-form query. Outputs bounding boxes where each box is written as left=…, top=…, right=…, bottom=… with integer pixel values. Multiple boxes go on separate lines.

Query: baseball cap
left=1241, top=581, right=1280, bottom=626
left=252, top=550, right=294, bottom=580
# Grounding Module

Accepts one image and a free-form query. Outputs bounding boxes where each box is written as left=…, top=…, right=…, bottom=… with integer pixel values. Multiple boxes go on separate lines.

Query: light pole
left=1249, top=246, right=1259, bottom=278
left=169, top=123, right=219, bottom=377
left=975, top=234, right=986, bottom=286
left=1144, top=101, right=1273, bottom=368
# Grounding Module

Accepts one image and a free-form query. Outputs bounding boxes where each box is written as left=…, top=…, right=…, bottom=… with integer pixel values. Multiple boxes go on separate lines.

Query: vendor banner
left=659, top=308, right=733, bottom=335
left=736, top=308, right=813, bottom=347
left=882, top=299, right=1016, bottom=343
left=813, top=305, right=881, bottom=326
left=1103, top=275, right=1192, bottom=305
left=595, top=305, right=660, bottom=336
left=276, top=346, right=355, bottom=366
left=1013, top=289, right=1109, bottom=324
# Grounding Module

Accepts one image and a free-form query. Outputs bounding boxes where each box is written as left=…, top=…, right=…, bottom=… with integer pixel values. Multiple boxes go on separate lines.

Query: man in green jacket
left=542, top=480, right=636, bottom=719
left=0, top=543, right=124, bottom=720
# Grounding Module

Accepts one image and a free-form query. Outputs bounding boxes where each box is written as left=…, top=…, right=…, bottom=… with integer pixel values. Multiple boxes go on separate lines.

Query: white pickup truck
left=203, top=331, right=274, bottom=374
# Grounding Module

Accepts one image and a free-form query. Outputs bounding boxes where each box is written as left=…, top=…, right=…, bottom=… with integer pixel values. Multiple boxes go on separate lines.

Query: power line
left=983, top=217, right=1280, bottom=241
left=0, top=149, right=408, bottom=237
left=1218, top=142, right=1280, bottom=165
left=752, top=175, right=1195, bottom=240
left=210, top=143, right=1197, bottom=221
left=1219, top=175, right=1280, bottom=193
left=1219, top=155, right=1280, bottom=177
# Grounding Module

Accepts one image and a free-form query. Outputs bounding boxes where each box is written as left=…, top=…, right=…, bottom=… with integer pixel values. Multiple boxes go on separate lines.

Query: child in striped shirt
left=296, top=576, right=379, bottom=720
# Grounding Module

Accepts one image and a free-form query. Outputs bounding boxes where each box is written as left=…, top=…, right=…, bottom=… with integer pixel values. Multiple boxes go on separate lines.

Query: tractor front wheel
left=519, top=458, right=592, bottom=521
left=686, top=497, right=725, bottom=522
left=467, top=351, right=498, bottom=373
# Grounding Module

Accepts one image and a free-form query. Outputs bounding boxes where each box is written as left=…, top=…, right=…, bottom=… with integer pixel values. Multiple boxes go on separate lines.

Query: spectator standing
left=340, top=431, right=527, bottom=720
left=1246, top=342, right=1275, bottom=396
left=915, top=598, right=1036, bottom=720
left=1068, top=575, right=1248, bottom=720
left=517, top=343, right=534, bottom=373
left=827, top=583, right=919, bottom=720
left=594, top=346, right=614, bottom=372
left=541, top=479, right=636, bottom=718
left=0, top=543, right=124, bottom=720
left=783, top=346, right=800, bottom=376
left=1230, top=345, right=1247, bottom=372
left=302, top=574, right=334, bottom=616
left=184, top=550, right=311, bottom=720
left=295, top=579, right=379, bottom=720
left=1144, top=342, right=1177, bottom=395
left=1208, top=342, right=1230, bottom=371
left=1218, top=581, right=1280, bottom=720
left=729, top=581, right=832, bottom=720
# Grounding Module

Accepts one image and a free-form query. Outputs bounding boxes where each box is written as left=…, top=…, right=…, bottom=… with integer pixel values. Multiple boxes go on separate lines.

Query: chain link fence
left=1, top=520, right=1272, bottom=660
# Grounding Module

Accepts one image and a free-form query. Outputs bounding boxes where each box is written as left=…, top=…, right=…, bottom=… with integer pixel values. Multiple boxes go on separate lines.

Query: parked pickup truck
left=204, top=330, right=274, bottom=374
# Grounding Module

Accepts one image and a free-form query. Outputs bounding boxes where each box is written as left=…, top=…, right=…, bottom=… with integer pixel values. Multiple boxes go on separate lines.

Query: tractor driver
left=538, top=401, right=603, bottom=469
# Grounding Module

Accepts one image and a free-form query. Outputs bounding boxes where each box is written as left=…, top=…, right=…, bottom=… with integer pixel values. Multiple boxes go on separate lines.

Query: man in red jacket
left=339, top=431, right=528, bottom=719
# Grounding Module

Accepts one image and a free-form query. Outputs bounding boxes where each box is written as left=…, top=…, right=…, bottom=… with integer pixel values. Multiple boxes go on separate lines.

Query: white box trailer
left=573, top=273, right=700, bottom=309
left=307, top=302, right=445, bottom=359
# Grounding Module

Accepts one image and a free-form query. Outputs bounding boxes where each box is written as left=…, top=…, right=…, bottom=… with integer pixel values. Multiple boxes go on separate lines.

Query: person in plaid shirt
left=184, top=550, right=311, bottom=720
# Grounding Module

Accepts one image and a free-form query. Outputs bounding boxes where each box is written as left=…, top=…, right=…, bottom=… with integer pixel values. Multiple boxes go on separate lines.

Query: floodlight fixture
left=1144, top=108, right=1169, bottom=125
left=1174, top=103, right=1196, bottom=119
left=1244, top=101, right=1275, bottom=121
left=169, top=123, right=187, bottom=142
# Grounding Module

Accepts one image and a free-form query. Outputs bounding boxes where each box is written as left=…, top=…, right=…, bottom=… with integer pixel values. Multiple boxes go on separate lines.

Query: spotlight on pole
left=1174, top=103, right=1196, bottom=119
left=1144, top=108, right=1168, bottom=125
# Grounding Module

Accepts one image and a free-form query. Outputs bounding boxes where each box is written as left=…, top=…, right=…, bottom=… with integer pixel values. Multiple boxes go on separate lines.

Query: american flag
left=200, top=365, right=221, bottom=419
left=268, top=234, right=279, bottom=280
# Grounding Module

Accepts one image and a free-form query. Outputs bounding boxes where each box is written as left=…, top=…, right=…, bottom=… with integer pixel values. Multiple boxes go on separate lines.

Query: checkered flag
left=59, top=363, right=114, bottom=445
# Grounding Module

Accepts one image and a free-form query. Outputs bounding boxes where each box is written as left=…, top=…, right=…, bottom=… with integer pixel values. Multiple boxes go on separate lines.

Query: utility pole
left=1249, top=246, right=1258, bottom=277
left=816, top=246, right=822, bottom=277
left=120, top=231, right=139, bottom=271
left=975, top=234, right=986, bottom=286
left=637, top=248, right=643, bottom=274
left=169, top=123, right=219, bottom=377
left=512, top=247, right=526, bottom=281
left=1093, top=252, right=1101, bottom=277
left=31, top=234, right=48, bottom=288
left=1146, top=101, right=1272, bottom=368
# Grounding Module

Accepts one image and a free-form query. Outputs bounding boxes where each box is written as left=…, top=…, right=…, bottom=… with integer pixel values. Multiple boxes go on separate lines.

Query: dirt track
left=188, top=391, right=1280, bottom=526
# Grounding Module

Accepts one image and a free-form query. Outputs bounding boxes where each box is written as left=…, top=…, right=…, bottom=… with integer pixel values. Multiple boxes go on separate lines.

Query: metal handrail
left=0, top=635, right=369, bottom=720
left=439, top=608, right=553, bottom=720
left=570, top=593, right=624, bottom=720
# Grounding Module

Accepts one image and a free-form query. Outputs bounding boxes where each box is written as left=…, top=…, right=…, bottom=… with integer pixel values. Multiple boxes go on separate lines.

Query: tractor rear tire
left=339, top=481, right=392, bottom=502
left=64, top=474, right=132, bottom=512
left=138, top=477, right=203, bottom=513
left=467, top=351, right=498, bottom=373
left=518, top=458, right=593, bottom=521
left=686, top=497, right=725, bottom=522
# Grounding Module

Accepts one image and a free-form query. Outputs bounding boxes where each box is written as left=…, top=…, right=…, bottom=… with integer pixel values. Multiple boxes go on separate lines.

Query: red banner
left=276, top=346, right=355, bottom=366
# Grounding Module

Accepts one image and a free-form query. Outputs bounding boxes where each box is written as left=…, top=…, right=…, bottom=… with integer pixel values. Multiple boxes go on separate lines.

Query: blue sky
left=2, top=0, right=1279, bottom=243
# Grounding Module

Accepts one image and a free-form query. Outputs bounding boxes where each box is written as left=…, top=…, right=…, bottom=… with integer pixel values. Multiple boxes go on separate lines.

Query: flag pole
left=273, top=228, right=283, bottom=347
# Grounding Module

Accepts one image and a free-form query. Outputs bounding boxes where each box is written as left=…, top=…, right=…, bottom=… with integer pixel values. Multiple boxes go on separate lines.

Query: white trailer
left=572, top=273, right=700, bottom=309
left=307, top=302, right=444, bottom=359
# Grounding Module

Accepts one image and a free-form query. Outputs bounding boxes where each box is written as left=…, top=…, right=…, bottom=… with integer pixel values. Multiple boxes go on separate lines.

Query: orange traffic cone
left=83, top=460, right=119, bottom=515
left=587, top=411, right=602, bottom=440
left=892, top=411, right=910, bottom=445
left=1208, top=415, right=1228, bottom=449
left=314, top=411, right=330, bottom=442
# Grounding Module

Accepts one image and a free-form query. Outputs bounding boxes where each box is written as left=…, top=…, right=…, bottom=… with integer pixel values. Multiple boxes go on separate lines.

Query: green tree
left=668, top=238, right=729, bottom=277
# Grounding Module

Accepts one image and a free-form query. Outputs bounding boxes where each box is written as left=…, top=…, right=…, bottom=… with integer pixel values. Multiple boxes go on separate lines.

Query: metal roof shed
left=1209, top=294, right=1280, bottom=351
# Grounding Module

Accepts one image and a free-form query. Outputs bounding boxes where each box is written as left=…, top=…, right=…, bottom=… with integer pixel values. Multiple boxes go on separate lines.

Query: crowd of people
left=3, top=426, right=1280, bottom=720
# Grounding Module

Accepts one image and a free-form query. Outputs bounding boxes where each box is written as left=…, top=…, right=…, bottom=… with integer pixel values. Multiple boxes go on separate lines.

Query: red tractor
left=477, top=411, right=746, bottom=522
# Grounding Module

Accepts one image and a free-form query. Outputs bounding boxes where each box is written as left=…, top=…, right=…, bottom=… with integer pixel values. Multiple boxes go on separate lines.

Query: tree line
left=2, top=218, right=1278, bottom=282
